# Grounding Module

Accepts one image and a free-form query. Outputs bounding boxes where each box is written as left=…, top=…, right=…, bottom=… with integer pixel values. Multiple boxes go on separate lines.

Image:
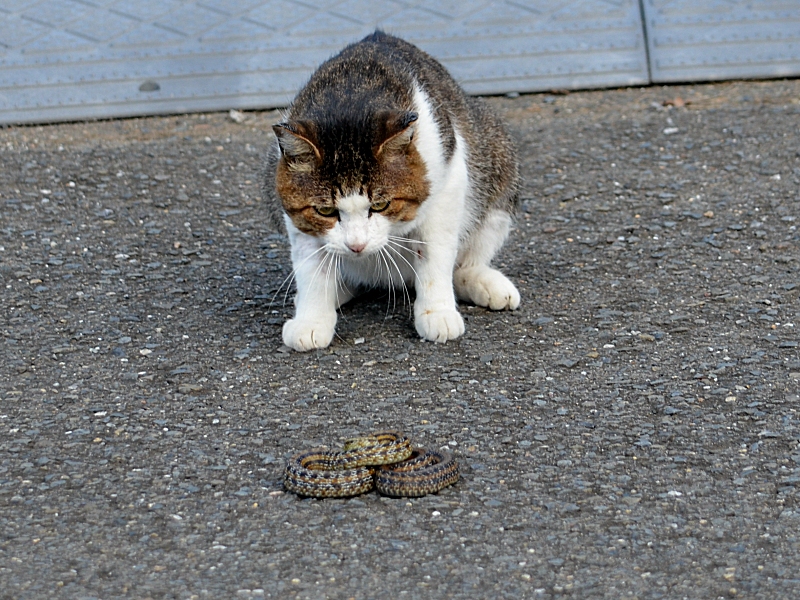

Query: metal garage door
left=642, top=0, right=800, bottom=82
left=1, top=0, right=798, bottom=124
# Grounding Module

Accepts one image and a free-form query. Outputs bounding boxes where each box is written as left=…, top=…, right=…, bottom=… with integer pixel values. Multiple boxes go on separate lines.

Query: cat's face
left=273, top=111, right=429, bottom=256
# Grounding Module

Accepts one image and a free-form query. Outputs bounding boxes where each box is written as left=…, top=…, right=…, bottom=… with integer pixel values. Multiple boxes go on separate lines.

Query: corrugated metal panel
left=642, top=0, right=800, bottom=82
left=0, top=0, right=649, bottom=124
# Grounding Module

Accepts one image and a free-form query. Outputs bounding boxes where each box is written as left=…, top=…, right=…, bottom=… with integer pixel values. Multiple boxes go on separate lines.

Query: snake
left=283, top=430, right=460, bottom=498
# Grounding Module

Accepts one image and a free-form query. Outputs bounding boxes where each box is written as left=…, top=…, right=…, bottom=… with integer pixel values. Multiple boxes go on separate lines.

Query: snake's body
left=284, top=431, right=459, bottom=498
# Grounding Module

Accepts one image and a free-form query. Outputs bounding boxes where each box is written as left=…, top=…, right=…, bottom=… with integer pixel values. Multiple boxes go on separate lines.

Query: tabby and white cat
left=262, top=32, right=520, bottom=352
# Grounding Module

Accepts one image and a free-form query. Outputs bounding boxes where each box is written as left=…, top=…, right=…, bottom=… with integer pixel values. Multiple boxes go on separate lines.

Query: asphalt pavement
left=1, top=79, right=799, bottom=599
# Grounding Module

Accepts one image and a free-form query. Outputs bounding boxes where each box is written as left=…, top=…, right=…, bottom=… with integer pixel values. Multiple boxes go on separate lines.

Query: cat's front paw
left=454, top=266, right=520, bottom=311
left=415, top=308, right=465, bottom=343
left=283, top=318, right=335, bottom=351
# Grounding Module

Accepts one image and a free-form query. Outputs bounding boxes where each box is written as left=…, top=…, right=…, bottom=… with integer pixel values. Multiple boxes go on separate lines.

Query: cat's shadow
left=337, top=287, right=416, bottom=326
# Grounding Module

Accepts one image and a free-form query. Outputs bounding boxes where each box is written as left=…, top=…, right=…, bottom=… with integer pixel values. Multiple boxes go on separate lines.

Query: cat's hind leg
left=454, top=209, right=520, bottom=311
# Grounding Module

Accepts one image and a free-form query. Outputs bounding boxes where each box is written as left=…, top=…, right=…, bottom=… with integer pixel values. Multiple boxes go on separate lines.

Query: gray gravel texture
left=1, top=80, right=800, bottom=600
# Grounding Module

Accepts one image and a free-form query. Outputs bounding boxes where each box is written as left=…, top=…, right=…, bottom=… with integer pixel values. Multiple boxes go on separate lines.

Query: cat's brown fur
left=273, top=113, right=430, bottom=235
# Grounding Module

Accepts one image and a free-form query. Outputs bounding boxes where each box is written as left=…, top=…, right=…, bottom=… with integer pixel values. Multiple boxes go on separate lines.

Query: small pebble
left=229, top=109, right=247, bottom=123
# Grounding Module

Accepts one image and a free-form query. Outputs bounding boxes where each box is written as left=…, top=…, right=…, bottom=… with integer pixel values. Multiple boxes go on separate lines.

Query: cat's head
left=272, top=110, right=429, bottom=255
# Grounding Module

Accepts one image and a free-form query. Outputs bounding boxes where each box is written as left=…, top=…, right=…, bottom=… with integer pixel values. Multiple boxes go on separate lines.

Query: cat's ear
left=375, top=111, right=418, bottom=156
left=273, top=121, right=321, bottom=168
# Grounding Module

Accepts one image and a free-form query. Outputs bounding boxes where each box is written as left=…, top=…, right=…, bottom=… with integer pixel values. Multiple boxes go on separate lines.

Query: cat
left=261, top=31, right=520, bottom=352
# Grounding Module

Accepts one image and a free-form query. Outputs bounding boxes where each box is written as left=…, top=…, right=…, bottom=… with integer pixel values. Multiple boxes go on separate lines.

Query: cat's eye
left=370, top=200, right=390, bottom=213
left=315, top=205, right=338, bottom=217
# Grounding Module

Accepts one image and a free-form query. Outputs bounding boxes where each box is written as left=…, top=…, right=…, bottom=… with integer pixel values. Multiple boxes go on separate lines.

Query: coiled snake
left=284, top=430, right=459, bottom=498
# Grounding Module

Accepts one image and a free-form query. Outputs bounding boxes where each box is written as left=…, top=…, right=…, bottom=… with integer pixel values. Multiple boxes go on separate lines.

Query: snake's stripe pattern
left=283, top=431, right=411, bottom=498
left=284, top=449, right=375, bottom=497
left=284, top=431, right=459, bottom=498
left=341, top=430, right=414, bottom=466
left=375, top=448, right=460, bottom=498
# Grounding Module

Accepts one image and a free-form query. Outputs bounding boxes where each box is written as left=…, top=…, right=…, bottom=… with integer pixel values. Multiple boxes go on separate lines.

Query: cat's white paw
left=415, top=308, right=465, bottom=343
left=454, top=266, right=520, bottom=311
left=282, top=318, right=335, bottom=352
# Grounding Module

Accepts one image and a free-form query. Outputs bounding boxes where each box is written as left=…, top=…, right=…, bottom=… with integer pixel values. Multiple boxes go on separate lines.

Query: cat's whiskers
left=383, top=243, right=416, bottom=312
left=385, top=249, right=407, bottom=313
left=330, top=253, right=349, bottom=346
left=316, top=249, right=349, bottom=316
left=387, top=235, right=426, bottom=264
left=327, top=251, right=347, bottom=312
left=333, top=254, right=352, bottom=315
left=332, top=253, right=341, bottom=310
left=293, top=244, right=337, bottom=310
left=387, top=235, right=427, bottom=256
left=268, top=243, right=331, bottom=310
left=376, top=247, right=398, bottom=317
left=382, top=249, right=409, bottom=312
left=319, top=248, right=345, bottom=310
left=387, top=234, right=426, bottom=243
left=386, top=240, right=421, bottom=278
left=322, top=249, right=336, bottom=308
left=295, top=245, right=333, bottom=300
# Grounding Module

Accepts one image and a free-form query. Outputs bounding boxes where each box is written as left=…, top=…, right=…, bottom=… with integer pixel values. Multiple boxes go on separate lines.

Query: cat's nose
left=347, top=242, right=367, bottom=254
